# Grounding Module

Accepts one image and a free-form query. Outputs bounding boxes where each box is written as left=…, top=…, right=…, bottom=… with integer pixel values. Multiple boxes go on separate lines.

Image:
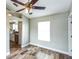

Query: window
left=38, top=21, right=50, bottom=41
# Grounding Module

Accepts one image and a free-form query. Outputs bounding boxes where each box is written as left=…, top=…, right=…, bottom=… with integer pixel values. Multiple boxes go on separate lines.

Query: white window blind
left=38, top=21, right=50, bottom=41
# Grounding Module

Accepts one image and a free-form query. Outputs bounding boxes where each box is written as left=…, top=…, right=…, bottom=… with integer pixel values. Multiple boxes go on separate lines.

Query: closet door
left=18, top=21, right=22, bottom=46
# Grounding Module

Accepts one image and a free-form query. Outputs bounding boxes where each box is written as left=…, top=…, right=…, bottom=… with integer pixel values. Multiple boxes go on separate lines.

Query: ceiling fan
left=11, top=0, right=46, bottom=15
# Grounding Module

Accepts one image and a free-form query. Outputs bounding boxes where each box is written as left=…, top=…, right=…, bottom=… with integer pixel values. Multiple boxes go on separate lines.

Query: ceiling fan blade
left=11, top=0, right=25, bottom=5
left=33, top=6, right=46, bottom=10
left=16, top=8, right=25, bottom=12
left=29, top=0, right=38, bottom=5
left=13, top=3, right=18, bottom=7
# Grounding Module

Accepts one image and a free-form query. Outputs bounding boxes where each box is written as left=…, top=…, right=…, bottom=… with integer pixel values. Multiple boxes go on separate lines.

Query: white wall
left=30, top=12, right=69, bottom=52
left=21, top=15, right=29, bottom=47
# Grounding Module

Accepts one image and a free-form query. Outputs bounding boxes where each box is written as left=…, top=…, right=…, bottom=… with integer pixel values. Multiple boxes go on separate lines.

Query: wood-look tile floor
left=7, top=45, right=72, bottom=59
left=10, top=40, right=21, bottom=54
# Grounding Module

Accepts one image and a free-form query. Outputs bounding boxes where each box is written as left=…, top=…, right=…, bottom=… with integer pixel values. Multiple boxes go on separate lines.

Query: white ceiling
left=6, top=0, right=72, bottom=18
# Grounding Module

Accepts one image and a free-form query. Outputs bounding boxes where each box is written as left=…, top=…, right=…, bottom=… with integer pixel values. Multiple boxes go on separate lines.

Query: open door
left=9, top=21, right=22, bottom=54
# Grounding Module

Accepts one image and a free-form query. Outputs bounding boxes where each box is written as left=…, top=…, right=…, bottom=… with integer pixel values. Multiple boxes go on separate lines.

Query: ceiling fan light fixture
left=29, top=12, right=32, bottom=15
left=12, top=0, right=46, bottom=14
left=25, top=7, right=32, bottom=15
left=25, top=8, right=28, bottom=13
left=29, top=8, right=32, bottom=13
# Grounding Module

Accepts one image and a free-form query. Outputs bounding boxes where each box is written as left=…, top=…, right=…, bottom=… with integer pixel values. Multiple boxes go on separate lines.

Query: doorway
left=9, top=21, right=22, bottom=54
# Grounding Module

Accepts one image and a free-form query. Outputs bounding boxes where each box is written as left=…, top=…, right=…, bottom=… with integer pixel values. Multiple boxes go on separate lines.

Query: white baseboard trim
left=30, top=43, right=72, bottom=56
left=21, top=43, right=29, bottom=48
left=6, top=51, right=10, bottom=56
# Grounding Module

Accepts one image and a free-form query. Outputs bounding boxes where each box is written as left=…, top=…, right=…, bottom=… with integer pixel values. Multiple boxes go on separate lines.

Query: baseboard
left=21, top=43, right=29, bottom=48
left=30, top=42, right=72, bottom=56
left=6, top=51, right=10, bottom=56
